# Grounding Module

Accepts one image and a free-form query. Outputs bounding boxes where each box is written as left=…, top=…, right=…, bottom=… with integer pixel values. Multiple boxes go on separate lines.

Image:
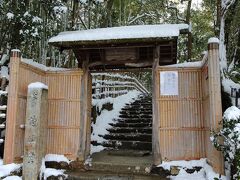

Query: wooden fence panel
left=4, top=54, right=84, bottom=163
left=46, top=71, right=83, bottom=160
left=156, top=67, right=205, bottom=160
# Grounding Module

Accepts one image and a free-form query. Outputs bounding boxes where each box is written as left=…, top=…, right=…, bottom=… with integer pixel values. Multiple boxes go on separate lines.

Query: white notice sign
left=160, top=71, right=178, bottom=95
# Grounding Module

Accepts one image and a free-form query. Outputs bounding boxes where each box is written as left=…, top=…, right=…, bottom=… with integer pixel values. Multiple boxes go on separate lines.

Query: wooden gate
left=4, top=40, right=224, bottom=175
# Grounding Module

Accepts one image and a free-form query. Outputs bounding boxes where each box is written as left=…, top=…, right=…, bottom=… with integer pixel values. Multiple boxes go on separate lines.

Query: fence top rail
left=20, top=58, right=83, bottom=74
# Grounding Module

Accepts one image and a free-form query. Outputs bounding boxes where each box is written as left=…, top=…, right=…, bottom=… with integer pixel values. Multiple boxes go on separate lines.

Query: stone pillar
left=4, top=49, right=21, bottom=164
left=207, top=38, right=224, bottom=174
left=23, top=82, right=48, bottom=180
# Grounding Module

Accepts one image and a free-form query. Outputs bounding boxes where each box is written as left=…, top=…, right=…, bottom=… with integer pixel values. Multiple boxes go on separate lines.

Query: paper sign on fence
left=160, top=71, right=178, bottom=95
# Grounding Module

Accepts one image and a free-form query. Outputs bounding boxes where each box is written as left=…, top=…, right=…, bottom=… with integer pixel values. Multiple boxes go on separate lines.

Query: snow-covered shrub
left=211, top=106, right=240, bottom=179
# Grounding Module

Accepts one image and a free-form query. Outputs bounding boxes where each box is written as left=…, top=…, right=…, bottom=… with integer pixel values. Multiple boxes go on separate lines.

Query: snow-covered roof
left=49, top=24, right=189, bottom=48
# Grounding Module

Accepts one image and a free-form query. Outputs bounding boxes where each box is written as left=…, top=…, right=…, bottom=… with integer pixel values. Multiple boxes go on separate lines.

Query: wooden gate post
left=78, top=62, right=91, bottom=160
left=207, top=38, right=224, bottom=174
left=4, top=49, right=21, bottom=164
left=152, top=46, right=161, bottom=165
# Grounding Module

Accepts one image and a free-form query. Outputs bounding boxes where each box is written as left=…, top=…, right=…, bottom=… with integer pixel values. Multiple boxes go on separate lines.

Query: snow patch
left=90, top=144, right=105, bottom=154
left=222, top=78, right=240, bottom=95
left=0, top=163, right=21, bottom=178
left=0, top=105, right=7, bottom=110
left=159, top=158, right=225, bottom=180
left=43, top=168, right=66, bottom=180
left=53, top=6, right=68, bottom=13
left=0, top=124, right=5, bottom=129
left=28, top=82, right=48, bottom=90
left=223, top=106, right=240, bottom=121
left=11, top=49, right=20, bottom=53
left=208, top=37, right=220, bottom=44
left=6, top=13, right=14, bottom=20
left=163, top=61, right=203, bottom=68
left=0, top=91, right=7, bottom=95
left=44, top=154, right=70, bottom=164
left=3, top=176, right=22, bottom=180
left=92, top=97, right=114, bottom=111
left=49, top=24, right=189, bottom=43
left=1, top=66, right=9, bottom=79
left=21, top=58, right=68, bottom=72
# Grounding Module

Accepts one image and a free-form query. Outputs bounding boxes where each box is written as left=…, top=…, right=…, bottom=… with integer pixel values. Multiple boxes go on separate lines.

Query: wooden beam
left=78, top=57, right=91, bottom=160
left=152, top=46, right=162, bottom=165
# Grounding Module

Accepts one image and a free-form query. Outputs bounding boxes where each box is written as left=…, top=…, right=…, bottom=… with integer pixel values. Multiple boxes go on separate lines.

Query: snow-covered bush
left=211, top=106, right=240, bottom=179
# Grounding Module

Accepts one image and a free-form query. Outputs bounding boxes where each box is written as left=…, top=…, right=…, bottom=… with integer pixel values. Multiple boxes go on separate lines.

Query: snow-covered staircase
left=96, top=94, right=152, bottom=152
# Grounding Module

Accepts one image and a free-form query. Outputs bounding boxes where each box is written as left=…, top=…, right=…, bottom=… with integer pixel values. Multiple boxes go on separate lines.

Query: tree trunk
left=100, top=0, right=114, bottom=27
left=186, top=0, right=192, bottom=61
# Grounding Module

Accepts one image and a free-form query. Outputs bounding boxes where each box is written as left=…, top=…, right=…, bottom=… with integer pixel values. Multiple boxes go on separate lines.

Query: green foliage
left=225, top=1, right=240, bottom=83
left=211, top=107, right=240, bottom=179
left=191, top=9, right=215, bottom=60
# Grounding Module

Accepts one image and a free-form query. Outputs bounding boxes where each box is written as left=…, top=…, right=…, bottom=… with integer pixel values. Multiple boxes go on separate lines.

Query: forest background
left=0, top=0, right=239, bottom=83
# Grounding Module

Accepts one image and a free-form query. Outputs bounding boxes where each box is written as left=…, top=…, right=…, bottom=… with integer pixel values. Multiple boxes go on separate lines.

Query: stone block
left=22, top=83, right=48, bottom=180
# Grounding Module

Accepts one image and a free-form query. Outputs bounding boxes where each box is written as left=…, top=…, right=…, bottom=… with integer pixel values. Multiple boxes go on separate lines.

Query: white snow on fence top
left=163, top=60, right=204, bottom=68
left=208, top=37, right=219, bottom=44
left=49, top=24, right=189, bottom=43
left=11, top=49, right=21, bottom=52
left=223, top=106, right=240, bottom=121
left=21, top=58, right=68, bottom=72
left=28, top=82, right=48, bottom=90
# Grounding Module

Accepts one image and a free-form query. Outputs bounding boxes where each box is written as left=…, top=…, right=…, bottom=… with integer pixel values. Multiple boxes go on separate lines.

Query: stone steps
left=119, top=111, right=152, bottom=115
left=92, top=94, right=153, bottom=152
left=115, top=118, right=152, bottom=124
left=66, top=170, right=169, bottom=180
left=99, top=133, right=152, bottom=141
left=121, top=107, right=152, bottom=111
left=119, top=114, right=152, bottom=119
left=107, top=127, right=152, bottom=134
left=72, top=151, right=169, bottom=179
left=101, top=140, right=152, bottom=151
left=109, top=122, right=152, bottom=128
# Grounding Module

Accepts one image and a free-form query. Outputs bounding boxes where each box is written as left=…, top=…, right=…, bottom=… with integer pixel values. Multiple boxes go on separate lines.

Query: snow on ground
left=40, top=155, right=68, bottom=180
left=159, top=158, right=226, bottom=180
left=91, top=90, right=141, bottom=154
left=44, top=154, right=70, bottom=164
left=43, top=168, right=66, bottom=179
left=0, top=160, right=21, bottom=178
left=2, top=176, right=22, bottom=180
